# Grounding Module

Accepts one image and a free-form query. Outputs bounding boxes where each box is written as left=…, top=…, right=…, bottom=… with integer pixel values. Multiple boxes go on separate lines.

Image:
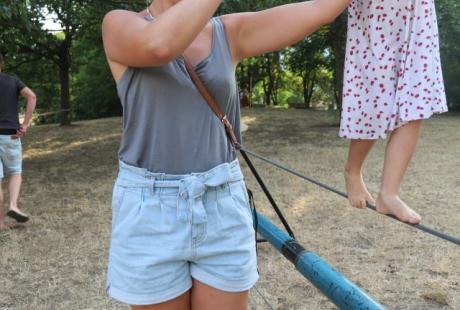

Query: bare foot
left=344, top=167, right=375, bottom=209
left=376, top=194, right=422, bottom=224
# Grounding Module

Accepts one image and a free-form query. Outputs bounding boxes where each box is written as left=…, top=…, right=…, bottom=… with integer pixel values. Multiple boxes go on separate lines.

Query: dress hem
left=339, top=109, right=448, bottom=140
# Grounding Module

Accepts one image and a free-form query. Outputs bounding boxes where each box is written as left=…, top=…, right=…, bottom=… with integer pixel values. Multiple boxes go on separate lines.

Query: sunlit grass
left=0, top=110, right=458, bottom=309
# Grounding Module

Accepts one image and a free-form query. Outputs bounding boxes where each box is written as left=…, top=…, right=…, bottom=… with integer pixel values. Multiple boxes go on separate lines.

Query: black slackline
left=239, top=149, right=296, bottom=239
left=237, top=146, right=460, bottom=247
left=254, top=286, right=275, bottom=310
left=34, top=109, right=71, bottom=118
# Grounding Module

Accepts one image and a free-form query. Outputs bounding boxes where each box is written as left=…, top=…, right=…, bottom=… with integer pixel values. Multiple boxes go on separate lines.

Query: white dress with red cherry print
left=340, top=0, right=448, bottom=140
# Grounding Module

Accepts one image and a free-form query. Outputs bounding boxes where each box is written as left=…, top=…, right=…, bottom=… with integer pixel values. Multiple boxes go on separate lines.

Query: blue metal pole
left=256, top=212, right=386, bottom=310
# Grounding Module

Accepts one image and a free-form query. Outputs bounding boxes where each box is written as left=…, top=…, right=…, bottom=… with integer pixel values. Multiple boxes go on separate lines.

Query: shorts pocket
left=6, top=139, right=21, bottom=161
left=229, top=180, right=253, bottom=224
left=111, top=183, right=125, bottom=228
left=111, top=183, right=143, bottom=235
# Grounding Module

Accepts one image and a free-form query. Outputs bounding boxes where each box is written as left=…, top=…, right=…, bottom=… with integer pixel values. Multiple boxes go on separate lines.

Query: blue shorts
left=106, top=160, right=259, bottom=306
left=0, top=136, right=22, bottom=179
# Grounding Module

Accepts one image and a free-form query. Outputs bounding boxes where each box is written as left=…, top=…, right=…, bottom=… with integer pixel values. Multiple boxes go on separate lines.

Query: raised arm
left=221, top=0, right=352, bottom=62
left=102, top=0, right=222, bottom=68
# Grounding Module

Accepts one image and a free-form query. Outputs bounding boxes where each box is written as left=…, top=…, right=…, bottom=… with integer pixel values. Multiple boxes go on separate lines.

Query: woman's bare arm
left=102, top=0, right=222, bottom=68
left=221, top=0, right=351, bottom=62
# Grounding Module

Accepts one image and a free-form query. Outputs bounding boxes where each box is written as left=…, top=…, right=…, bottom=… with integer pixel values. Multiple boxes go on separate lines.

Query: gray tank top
left=117, top=17, right=241, bottom=174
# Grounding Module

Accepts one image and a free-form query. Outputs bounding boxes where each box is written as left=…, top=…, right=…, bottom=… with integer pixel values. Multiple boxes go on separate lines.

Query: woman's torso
left=117, top=17, right=242, bottom=174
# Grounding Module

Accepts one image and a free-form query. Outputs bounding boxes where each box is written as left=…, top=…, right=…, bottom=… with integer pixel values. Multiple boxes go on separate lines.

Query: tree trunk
left=330, top=12, right=348, bottom=111
left=302, top=72, right=316, bottom=109
left=262, top=78, right=269, bottom=106
left=59, top=63, right=71, bottom=126
left=264, top=55, right=273, bottom=105
left=270, top=52, right=281, bottom=106
left=247, top=69, right=253, bottom=107
left=307, top=79, right=315, bottom=108
left=59, top=39, right=72, bottom=126
left=302, top=77, right=310, bottom=108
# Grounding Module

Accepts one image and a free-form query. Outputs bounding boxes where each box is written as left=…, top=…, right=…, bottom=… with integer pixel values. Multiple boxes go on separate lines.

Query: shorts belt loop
left=151, top=177, right=156, bottom=195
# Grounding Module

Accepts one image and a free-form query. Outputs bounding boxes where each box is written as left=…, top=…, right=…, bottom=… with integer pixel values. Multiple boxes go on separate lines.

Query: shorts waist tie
left=177, top=164, right=234, bottom=225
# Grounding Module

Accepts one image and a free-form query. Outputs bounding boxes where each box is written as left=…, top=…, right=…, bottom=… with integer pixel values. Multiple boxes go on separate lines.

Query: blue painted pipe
left=255, top=212, right=386, bottom=310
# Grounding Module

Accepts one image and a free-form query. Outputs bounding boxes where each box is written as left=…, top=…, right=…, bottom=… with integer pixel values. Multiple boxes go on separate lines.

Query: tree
left=0, top=0, right=144, bottom=125
left=436, top=0, right=460, bottom=110
left=328, top=12, right=348, bottom=111
left=236, top=57, right=265, bottom=105
left=219, top=0, right=297, bottom=106
left=286, top=27, right=331, bottom=108
left=1, top=0, right=457, bottom=119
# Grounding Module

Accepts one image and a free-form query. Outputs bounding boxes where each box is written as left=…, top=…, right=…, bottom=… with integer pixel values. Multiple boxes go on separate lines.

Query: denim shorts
left=0, top=135, right=22, bottom=179
left=106, top=160, right=259, bottom=305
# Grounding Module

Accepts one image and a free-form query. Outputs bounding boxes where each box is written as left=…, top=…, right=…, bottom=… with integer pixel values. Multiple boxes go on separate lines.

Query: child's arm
left=222, top=0, right=352, bottom=62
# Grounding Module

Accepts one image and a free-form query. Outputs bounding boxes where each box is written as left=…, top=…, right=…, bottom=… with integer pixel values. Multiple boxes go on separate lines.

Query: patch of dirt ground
left=0, top=109, right=458, bottom=309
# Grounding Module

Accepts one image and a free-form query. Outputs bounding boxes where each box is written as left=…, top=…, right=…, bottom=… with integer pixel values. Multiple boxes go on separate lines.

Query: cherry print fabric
left=340, top=0, right=448, bottom=140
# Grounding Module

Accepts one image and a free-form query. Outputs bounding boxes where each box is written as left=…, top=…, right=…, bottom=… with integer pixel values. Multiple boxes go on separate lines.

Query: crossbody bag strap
left=183, top=57, right=239, bottom=149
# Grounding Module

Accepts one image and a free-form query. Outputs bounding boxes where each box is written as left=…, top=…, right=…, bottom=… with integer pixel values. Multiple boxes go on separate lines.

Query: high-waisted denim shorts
left=106, top=160, right=259, bottom=305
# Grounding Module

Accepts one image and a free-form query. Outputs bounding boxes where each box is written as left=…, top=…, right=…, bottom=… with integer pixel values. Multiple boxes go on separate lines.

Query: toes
left=349, top=197, right=368, bottom=209
left=409, top=212, right=422, bottom=224
left=400, top=211, right=422, bottom=224
left=349, top=198, right=359, bottom=209
left=366, top=195, right=376, bottom=205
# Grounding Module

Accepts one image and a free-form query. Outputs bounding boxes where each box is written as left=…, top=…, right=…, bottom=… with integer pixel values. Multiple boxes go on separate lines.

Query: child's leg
left=376, top=120, right=422, bottom=224
left=344, top=140, right=376, bottom=209
left=0, top=181, right=7, bottom=231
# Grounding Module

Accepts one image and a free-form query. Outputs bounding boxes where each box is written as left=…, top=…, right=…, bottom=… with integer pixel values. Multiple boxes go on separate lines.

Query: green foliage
left=437, top=0, right=460, bottom=110
left=0, top=0, right=146, bottom=124
left=220, top=1, right=337, bottom=109
left=285, top=26, right=332, bottom=108
left=1, top=0, right=459, bottom=123
left=72, top=40, right=121, bottom=121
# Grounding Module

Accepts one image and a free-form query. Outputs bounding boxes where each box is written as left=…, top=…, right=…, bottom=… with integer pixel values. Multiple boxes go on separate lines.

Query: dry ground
left=0, top=108, right=458, bottom=310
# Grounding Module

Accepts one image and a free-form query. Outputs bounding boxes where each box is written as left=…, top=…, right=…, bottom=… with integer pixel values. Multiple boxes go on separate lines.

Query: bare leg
left=191, top=279, right=248, bottom=310
left=8, top=173, right=26, bottom=216
left=344, top=139, right=377, bottom=209
left=0, top=181, right=7, bottom=231
left=376, top=121, right=422, bottom=224
left=131, top=291, right=191, bottom=310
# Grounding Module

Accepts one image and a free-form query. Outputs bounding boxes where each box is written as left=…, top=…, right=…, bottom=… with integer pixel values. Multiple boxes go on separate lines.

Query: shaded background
left=0, top=0, right=458, bottom=125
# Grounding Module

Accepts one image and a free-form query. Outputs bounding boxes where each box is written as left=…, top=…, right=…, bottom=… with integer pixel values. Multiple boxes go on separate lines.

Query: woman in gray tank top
left=102, top=0, right=352, bottom=309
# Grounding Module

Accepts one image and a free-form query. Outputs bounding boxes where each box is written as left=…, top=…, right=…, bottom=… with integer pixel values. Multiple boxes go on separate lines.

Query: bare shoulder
left=219, top=13, right=245, bottom=34
left=219, top=13, right=251, bottom=63
left=102, top=9, right=141, bottom=34
left=102, top=9, right=149, bottom=80
left=103, top=9, right=139, bottom=24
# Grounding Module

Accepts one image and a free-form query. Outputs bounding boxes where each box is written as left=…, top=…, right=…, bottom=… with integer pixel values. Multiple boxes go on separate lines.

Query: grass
left=0, top=109, right=459, bottom=310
